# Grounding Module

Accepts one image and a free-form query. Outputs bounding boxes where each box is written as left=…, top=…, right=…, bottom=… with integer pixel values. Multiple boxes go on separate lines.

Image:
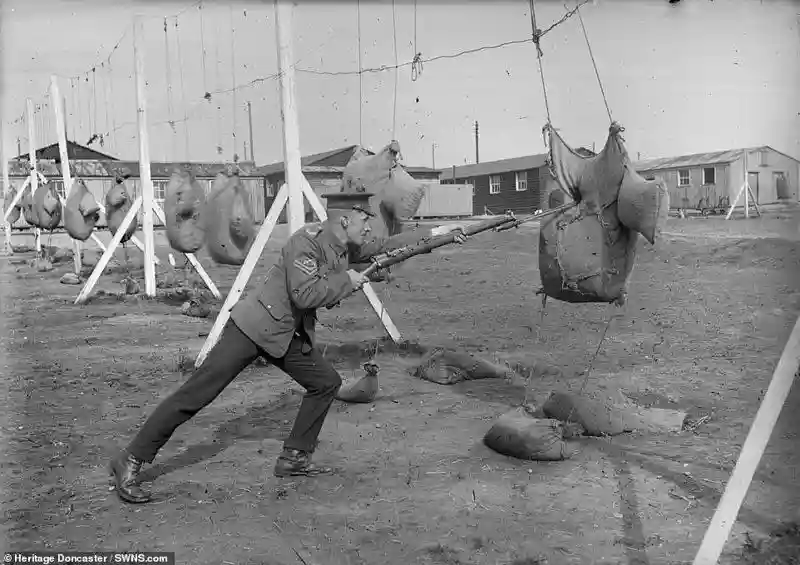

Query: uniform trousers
left=127, top=320, right=342, bottom=463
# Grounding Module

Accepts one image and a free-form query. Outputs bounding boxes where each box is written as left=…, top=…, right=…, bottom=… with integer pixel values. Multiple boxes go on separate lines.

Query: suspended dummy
left=341, top=141, right=426, bottom=239
left=21, top=189, right=38, bottom=227
left=205, top=170, right=256, bottom=265
left=64, top=179, right=101, bottom=241
left=538, top=122, right=669, bottom=305
left=164, top=167, right=207, bottom=254
left=30, top=181, right=62, bottom=230
left=3, top=185, right=21, bottom=225
left=105, top=173, right=138, bottom=243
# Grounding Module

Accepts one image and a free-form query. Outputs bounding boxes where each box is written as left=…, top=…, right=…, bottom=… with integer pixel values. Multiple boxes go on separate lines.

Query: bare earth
left=1, top=210, right=799, bottom=565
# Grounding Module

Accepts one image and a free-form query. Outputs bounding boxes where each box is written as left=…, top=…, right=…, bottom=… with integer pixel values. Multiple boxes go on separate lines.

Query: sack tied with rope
left=205, top=171, right=256, bottom=265
left=64, top=180, right=101, bottom=241
left=3, top=186, right=21, bottom=225
left=539, top=122, right=668, bottom=305
left=341, top=141, right=426, bottom=239
left=105, top=178, right=138, bottom=243
left=483, top=406, right=574, bottom=461
left=413, top=347, right=517, bottom=385
left=164, top=168, right=208, bottom=254
left=32, top=181, right=62, bottom=230
left=21, top=190, right=38, bottom=226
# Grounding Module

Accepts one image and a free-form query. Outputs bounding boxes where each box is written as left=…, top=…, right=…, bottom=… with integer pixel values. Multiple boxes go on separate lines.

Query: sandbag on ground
left=413, top=347, right=516, bottom=385
left=64, top=180, right=101, bottom=241
left=542, top=391, right=688, bottom=436
left=4, top=187, right=21, bottom=224
left=32, top=182, right=62, bottom=230
left=336, top=361, right=380, bottom=403
left=205, top=172, right=256, bottom=265
left=483, top=406, right=574, bottom=461
left=105, top=179, right=137, bottom=243
left=341, top=141, right=426, bottom=239
left=539, top=123, right=640, bottom=305
left=617, top=164, right=670, bottom=245
left=164, top=168, right=207, bottom=253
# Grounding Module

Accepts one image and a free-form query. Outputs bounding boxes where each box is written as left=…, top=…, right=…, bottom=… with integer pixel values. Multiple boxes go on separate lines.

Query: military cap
left=321, top=191, right=375, bottom=217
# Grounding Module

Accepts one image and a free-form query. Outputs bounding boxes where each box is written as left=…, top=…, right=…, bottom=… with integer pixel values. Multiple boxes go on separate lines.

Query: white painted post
left=274, top=0, right=306, bottom=233
left=1, top=128, right=12, bottom=255
left=693, top=317, right=800, bottom=565
left=194, top=184, right=290, bottom=368
left=743, top=151, right=749, bottom=219
left=25, top=98, right=42, bottom=255
left=50, top=75, right=82, bottom=274
left=132, top=16, right=157, bottom=297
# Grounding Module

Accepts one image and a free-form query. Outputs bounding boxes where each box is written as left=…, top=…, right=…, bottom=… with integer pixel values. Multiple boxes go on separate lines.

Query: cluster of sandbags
left=164, top=168, right=207, bottom=254
left=205, top=171, right=256, bottom=265
left=539, top=123, right=669, bottom=305
left=64, top=180, right=101, bottom=241
left=340, top=141, right=427, bottom=239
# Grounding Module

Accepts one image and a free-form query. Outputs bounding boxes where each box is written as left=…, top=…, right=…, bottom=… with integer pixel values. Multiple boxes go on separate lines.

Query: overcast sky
left=1, top=0, right=798, bottom=169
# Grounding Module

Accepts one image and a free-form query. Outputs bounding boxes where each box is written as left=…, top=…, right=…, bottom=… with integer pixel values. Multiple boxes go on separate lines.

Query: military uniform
left=114, top=192, right=433, bottom=503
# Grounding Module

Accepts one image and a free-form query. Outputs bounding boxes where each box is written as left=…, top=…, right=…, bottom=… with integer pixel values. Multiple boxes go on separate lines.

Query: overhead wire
left=574, top=3, right=613, bottom=123
left=174, top=17, right=191, bottom=160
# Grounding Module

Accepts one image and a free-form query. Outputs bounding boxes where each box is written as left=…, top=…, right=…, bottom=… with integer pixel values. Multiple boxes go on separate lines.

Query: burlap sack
left=64, top=180, right=100, bottom=241
left=413, top=347, right=515, bottom=385
left=617, top=164, right=670, bottom=245
left=164, top=168, right=207, bottom=254
left=205, top=172, right=255, bottom=265
left=32, top=182, right=62, bottom=230
left=483, top=407, right=573, bottom=461
left=4, top=186, right=21, bottom=225
left=105, top=181, right=137, bottom=243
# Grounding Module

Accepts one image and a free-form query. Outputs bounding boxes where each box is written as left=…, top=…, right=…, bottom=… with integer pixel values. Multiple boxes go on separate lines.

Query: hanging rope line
left=391, top=0, right=399, bottom=140
left=107, top=61, right=118, bottom=152
left=174, top=17, right=191, bottom=160
left=92, top=68, right=99, bottom=143
left=528, top=0, right=552, bottom=126
left=199, top=1, right=209, bottom=97
left=411, top=0, right=422, bottom=82
left=229, top=6, right=238, bottom=161
left=164, top=17, right=177, bottom=159
left=101, top=63, right=111, bottom=148
left=357, top=0, right=363, bottom=145
left=575, top=4, right=613, bottom=123
left=214, top=15, right=223, bottom=155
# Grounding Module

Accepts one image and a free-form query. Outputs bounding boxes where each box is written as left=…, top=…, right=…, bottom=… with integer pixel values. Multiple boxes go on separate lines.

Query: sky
left=1, top=0, right=799, bottom=171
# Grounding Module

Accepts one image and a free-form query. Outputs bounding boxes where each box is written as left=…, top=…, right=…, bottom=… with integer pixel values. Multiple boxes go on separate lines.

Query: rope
left=230, top=6, right=238, bottom=161
left=357, top=0, right=363, bottom=145
left=198, top=1, right=209, bottom=95
left=213, top=16, right=222, bottom=155
left=107, top=62, right=118, bottom=152
left=101, top=64, right=111, bottom=148
left=174, top=17, right=191, bottom=160
left=564, top=312, right=615, bottom=426
left=69, top=80, right=77, bottom=141
left=411, top=0, right=422, bottom=81
left=164, top=18, right=177, bottom=159
left=391, top=0, right=399, bottom=140
left=91, top=69, right=98, bottom=137
left=575, top=4, right=613, bottom=123
left=529, top=0, right=552, bottom=125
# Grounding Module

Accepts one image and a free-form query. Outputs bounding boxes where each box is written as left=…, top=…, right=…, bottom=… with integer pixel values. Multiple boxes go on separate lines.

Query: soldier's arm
left=284, top=235, right=354, bottom=310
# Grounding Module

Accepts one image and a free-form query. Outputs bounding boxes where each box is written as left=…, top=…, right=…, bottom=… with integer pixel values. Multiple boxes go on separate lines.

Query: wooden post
left=26, top=98, right=42, bottom=255
left=1, top=126, right=12, bottom=255
left=743, top=151, right=749, bottom=219
left=693, top=316, right=800, bottom=565
left=50, top=75, right=82, bottom=275
left=274, top=0, right=306, bottom=233
left=132, top=16, right=157, bottom=296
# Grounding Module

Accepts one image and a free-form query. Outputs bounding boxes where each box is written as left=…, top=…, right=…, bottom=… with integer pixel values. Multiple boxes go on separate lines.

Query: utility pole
left=474, top=121, right=480, bottom=164
left=247, top=101, right=255, bottom=163
left=16, top=137, right=21, bottom=157
left=431, top=143, right=437, bottom=170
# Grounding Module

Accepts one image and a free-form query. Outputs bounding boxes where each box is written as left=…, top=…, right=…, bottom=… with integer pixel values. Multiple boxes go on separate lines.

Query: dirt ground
left=1, top=208, right=799, bottom=565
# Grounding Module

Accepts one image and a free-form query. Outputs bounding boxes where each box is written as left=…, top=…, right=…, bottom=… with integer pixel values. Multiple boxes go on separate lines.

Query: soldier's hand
left=347, top=269, right=369, bottom=291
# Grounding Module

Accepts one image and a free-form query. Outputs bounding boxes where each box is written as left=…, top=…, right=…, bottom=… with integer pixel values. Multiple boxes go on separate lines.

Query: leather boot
left=109, top=452, right=152, bottom=504
left=274, top=448, right=335, bottom=478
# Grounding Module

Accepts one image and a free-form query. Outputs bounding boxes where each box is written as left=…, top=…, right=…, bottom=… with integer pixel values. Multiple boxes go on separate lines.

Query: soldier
left=109, top=191, right=467, bottom=504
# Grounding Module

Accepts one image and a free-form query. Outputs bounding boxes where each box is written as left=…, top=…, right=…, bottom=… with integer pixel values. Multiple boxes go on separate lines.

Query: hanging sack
left=64, top=179, right=101, bottom=241
left=538, top=123, right=639, bottom=304
left=105, top=179, right=137, bottom=243
left=616, top=164, right=670, bottom=245
left=3, top=186, right=21, bottom=225
left=205, top=172, right=255, bottom=265
left=32, top=181, right=62, bottom=230
left=483, top=406, right=574, bottom=461
left=21, top=189, right=39, bottom=227
left=341, top=141, right=426, bottom=239
left=164, top=168, right=207, bottom=253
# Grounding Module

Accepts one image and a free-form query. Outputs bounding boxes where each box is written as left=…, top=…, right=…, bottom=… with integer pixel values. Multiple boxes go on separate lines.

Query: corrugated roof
left=633, top=145, right=800, bottom=172
left=438, top=147, right=595, bottom=180
left=6, top=159, right=263, bottom=178
left=439, top=154, right=548, bottom=180
left=257, top=146, right=360, bottom=176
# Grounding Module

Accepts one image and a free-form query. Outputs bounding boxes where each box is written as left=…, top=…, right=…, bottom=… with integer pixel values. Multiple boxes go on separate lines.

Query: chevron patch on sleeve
left=293, top=256, right=319, bottom=276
